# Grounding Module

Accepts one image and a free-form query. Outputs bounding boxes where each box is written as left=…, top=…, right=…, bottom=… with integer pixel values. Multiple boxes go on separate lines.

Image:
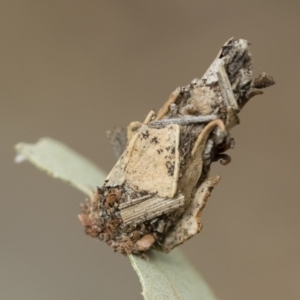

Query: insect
left=78, top=38, right=274, bottom=257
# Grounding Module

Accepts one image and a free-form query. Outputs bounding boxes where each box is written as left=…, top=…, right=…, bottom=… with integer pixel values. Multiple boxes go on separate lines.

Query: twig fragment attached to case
left=79, top=38, right=275, bottom=257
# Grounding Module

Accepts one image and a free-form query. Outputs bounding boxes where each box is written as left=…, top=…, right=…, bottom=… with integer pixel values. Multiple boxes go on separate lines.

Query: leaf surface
left=15, top=137, right=106, bottom=196
left=15, top=137, right=217, bottom=300
left=130, top=249, right=217, bottom=300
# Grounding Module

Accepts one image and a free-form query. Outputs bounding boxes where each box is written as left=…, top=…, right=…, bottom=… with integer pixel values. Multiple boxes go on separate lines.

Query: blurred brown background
left=1, top=1, right=299, bottom=299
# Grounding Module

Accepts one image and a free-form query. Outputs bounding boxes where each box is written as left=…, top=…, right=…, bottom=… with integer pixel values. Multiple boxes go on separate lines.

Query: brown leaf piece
left=162, top=176, right=220, bottom=252
left=253, top=72, right=275, bottom=89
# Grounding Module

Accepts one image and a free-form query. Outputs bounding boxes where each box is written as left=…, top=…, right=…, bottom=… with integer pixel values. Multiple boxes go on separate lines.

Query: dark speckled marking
left=141, top=130, right=150, bottom=139
left=165, top=161, right=175, bottom=176
left=151, top=137, right=158, bottom=144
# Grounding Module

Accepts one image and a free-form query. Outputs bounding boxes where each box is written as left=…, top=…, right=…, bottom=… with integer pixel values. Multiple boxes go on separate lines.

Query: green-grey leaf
left=15, top=137, right=106, bottom=196
left=15, top=137, right=217, bottom=300
left=130, top=249, right=217, bottom=300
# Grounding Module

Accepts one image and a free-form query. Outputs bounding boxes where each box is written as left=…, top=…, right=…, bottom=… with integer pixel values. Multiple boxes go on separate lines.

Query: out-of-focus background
left=1, top=1, right=299, bottom=299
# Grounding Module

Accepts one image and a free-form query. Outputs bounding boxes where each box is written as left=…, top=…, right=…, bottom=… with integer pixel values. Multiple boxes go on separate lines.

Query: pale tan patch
left=187, top=86, right=216, bottom=115
left=123, top=124, right=180, bottom=198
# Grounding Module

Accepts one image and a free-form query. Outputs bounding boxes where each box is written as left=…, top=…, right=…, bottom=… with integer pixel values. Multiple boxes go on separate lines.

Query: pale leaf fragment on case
left=162, top=176, right=220, bottom=252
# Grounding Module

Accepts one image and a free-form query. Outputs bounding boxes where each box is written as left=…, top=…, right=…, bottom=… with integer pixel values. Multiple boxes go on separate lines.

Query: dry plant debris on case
left=79, top=38, right=274, bottom=257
